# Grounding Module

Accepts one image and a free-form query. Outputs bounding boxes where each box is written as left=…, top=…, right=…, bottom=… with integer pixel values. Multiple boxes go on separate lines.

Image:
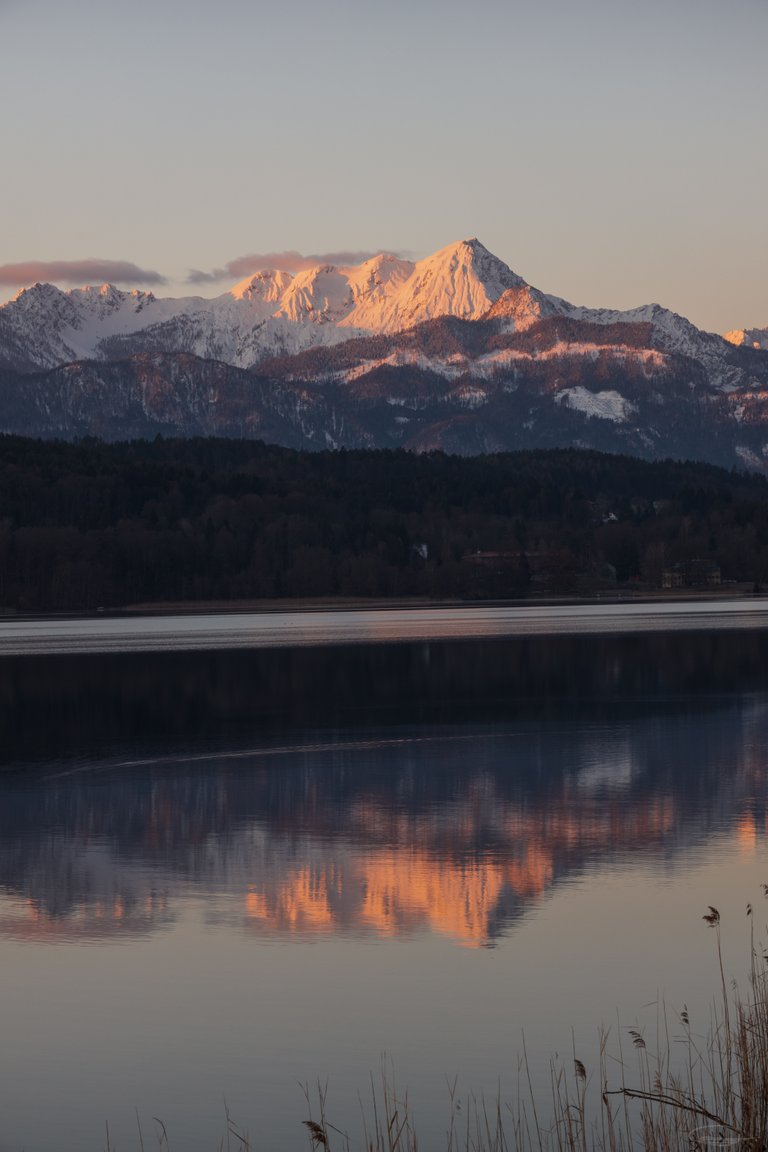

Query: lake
left=1, top=602, right=767, bottom=1151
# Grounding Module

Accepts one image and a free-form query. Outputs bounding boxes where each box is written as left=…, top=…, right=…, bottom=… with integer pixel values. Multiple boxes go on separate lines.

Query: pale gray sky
left=2, top=0, right=766, bottom=332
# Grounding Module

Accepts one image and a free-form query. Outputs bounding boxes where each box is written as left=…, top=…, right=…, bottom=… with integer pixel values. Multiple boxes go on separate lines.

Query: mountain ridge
left=0, top=239, right=756, bottom=385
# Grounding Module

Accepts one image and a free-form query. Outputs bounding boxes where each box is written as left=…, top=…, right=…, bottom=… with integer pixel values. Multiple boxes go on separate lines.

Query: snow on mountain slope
left=340, top=254, right=417, bottom=328
left=275, top=264, right=358, bottom=325
left=344, top=239, right=525, bottom=333
left=724, top=326, right=768, bottom=352
left=0, top=283, right=83, bottom=370
left=0, top=281, right=201, bottom=371
left=555, top=387, right=637, bottom=423
left=527, top=297, right=740, bottom=390
left=483, top=284, right=560, bottom=330
left=332, top=339, right=668, bottom=386
left=541, top=296, right=722, bottom=359
left=229, top=268, right=294, bottom=305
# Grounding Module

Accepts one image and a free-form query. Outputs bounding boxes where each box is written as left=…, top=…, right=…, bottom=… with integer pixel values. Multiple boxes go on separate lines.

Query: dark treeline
left=1, top=434, right=768, bottom=610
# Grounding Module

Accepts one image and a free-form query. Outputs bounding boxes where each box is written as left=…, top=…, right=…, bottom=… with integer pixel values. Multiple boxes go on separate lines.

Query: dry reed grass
left=294, top=900, right=768, bottom=1152
left=117, top=898, right=768, bottom=1152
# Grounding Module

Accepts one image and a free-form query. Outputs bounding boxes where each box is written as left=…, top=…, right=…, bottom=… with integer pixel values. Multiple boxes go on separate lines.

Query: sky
left=1, top=0, right=766, bottom=333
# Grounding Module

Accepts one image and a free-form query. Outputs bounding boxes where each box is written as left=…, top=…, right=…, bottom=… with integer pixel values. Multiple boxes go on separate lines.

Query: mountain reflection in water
left=0, top=690, right=765, bottom=947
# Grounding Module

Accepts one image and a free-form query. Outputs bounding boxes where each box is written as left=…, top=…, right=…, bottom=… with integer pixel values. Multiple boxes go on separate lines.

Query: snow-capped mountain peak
left=402, top=237, right=526, bottom=315
left=11, top=281, right=69, bottom=310
left=276, top=264, right=357, bottom=325
left=0, top=240, right=757, bottom=390
left=229, top=268, right=294, bottom=304
left=5, top=283, right=80, bottom=345
left=338, top=238, right=526, bottom=335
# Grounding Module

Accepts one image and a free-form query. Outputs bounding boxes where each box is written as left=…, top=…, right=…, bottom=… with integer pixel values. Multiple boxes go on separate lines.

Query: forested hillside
left=1, top=436, right=767, bottom=611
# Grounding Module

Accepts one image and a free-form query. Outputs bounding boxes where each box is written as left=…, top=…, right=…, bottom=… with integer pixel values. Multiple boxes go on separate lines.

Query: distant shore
left=0, top=584, right=758, bottom=622
left=121, top=585, right=759, bottom=615
left=1, top=596, right=767, bottom=658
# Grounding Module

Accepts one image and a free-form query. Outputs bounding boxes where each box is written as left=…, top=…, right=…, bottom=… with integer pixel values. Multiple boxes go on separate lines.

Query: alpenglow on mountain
left=0, top=238, right=738, bottom=374
left=0, top=240, right=527, bottom=372
left=1, top=239, right=768, bottom=471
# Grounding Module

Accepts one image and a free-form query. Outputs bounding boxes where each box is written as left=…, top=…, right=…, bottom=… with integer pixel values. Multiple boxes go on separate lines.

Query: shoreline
left=0, top=586, right=757, bottom=623
left=1, top=596, right=767, bottom=657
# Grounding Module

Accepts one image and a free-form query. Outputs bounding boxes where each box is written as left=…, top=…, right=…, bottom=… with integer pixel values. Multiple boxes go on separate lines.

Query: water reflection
left=3, top=631, right=768, bottom=1152
left=1, top=694, right=766, bottom=947
left=2, top=629, right=768, bottom=766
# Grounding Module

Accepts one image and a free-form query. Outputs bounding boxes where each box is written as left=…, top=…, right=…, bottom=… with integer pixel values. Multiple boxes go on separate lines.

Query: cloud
left=0, top=259, right=167, bottom=288
left=187, top=250, right=389, bottom=285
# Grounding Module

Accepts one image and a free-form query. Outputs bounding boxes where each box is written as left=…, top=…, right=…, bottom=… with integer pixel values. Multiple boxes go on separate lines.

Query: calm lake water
left=1, top=603, right=768, bottom=1151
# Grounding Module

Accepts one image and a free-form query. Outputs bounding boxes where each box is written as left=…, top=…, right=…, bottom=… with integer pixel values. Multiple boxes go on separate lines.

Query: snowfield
left=555, top=387, right=638, bottom=423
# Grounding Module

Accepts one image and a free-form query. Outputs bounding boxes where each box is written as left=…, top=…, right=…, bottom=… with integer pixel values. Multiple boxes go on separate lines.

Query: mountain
left=1, top=237, right=767, bottom=469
